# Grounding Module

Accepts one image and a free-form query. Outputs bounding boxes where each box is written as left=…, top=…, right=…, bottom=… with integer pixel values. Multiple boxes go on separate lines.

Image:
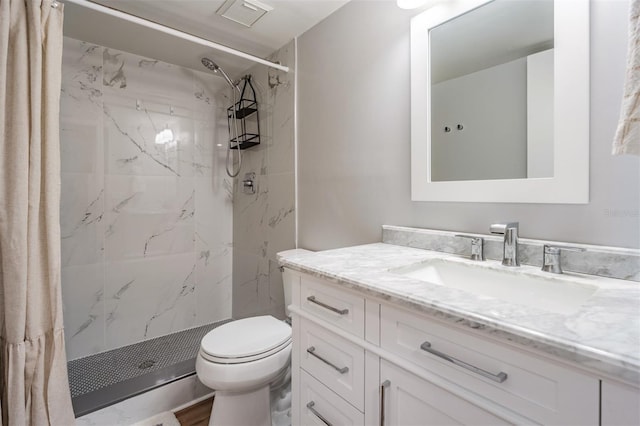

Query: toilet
left=196, top=249, right=310, bottom=426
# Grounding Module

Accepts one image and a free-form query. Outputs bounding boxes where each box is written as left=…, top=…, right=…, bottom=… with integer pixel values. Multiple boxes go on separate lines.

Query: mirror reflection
left=430, top=0, right=554, bottom=182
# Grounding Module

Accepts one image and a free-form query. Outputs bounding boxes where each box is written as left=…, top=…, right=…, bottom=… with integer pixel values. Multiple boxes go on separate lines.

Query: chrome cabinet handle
left=420, top=341, right=508, bottom=383
left=306, top=401, right=332, bottom=426
left=306, top=346, right=349, bottom=374
left=379, top=380, right=390, bottom=426
left=307, top=295, right=349, bottom=315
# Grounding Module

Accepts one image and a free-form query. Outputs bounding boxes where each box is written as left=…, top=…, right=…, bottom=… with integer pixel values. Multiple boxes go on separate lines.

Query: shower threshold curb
left=72, top=358, right=196, bottom=417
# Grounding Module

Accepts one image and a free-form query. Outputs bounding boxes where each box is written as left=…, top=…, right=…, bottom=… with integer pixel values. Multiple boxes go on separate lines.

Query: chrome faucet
left=490, top=222, right=520, bottom=266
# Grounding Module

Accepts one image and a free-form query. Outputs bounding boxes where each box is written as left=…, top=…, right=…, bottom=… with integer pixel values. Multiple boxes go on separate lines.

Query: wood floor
left=174, top=397, right=214, bottom=426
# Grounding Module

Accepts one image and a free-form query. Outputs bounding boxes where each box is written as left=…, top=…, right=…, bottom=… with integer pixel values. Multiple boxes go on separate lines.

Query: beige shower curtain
left=0, top=0, right=75, bottom=424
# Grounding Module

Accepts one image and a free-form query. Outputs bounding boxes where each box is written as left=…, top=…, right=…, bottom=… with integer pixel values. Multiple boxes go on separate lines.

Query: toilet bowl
left=196, top=316, right=292, bottom=426
left=196, top=249, right=312, bottom=426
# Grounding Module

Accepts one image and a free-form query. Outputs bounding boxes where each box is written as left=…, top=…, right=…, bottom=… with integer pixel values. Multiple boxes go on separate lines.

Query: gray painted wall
left=297, top=0, right=640, bottom=250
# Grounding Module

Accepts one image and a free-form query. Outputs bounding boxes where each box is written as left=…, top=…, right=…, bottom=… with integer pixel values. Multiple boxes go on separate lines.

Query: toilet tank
left=279, top=249, right=313, bottom=317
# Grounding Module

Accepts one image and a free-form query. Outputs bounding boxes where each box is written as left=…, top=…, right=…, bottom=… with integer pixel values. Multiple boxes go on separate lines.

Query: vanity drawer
left=300, top=369, right=364, bottom=425
left=300, top=274, right=365, bottom=338
left=300, top=318, right=365, bottom=410
left=380, top=304, right=599, bottom=425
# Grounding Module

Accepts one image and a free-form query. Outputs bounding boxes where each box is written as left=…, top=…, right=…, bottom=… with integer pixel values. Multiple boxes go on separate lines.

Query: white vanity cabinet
left=600, top=381, right=640, bottom=425
left=379, top=359, right=511, bottom=425
left=380, top=304, right=599, bottom=425
left=288, top=269, right=628, bottom=426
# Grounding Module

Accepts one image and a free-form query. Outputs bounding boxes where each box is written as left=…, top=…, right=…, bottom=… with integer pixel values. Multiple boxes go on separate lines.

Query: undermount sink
left=391, top=258, right=598, bottom=315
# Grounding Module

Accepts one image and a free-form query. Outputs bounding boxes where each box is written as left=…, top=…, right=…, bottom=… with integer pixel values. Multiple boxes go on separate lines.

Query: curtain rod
left=62, top=0, right=290, bottom=73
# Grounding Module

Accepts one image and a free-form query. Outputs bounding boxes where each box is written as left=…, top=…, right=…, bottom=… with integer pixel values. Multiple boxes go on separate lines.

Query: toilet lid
left=201, top=316, right=291, bottom=359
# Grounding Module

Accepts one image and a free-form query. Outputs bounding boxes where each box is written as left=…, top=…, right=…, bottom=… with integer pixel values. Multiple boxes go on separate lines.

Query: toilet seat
left=200, top=316, right=291, bottom=364
left=200, top=337, right=291, bottom=364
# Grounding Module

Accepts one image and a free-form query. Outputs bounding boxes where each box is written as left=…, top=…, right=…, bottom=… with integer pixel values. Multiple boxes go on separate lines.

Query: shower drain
left=138, top=359, right=156, bottom=369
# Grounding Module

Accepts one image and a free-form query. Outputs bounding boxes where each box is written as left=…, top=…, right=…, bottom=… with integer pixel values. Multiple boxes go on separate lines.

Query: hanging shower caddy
left=227, top=75, right=261, bottom=150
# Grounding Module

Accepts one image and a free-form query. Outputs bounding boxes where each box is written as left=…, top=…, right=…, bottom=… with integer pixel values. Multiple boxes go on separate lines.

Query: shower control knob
left=243, top=173, right=256, bottom=194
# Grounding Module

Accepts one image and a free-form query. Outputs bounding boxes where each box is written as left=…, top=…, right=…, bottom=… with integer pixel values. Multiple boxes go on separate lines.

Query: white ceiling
left=62, top=0, right=349, bottom=80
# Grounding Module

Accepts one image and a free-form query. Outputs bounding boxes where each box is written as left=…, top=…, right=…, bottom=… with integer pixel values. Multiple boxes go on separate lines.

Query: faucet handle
left=541, top=244, right=586, bottom=274
left=455, top=234, right=484, bottom=261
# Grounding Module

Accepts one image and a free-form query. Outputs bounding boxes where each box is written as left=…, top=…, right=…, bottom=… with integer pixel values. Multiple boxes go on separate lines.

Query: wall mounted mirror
left=410, top=0, right=589, bottom=203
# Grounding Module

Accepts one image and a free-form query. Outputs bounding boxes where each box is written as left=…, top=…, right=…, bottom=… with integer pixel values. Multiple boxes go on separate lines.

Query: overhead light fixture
left=396, top=0, right=439, bottom=9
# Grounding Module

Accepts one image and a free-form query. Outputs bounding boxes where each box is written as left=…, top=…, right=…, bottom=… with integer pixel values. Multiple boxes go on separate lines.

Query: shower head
left=201, top=57, right=219, bottom=72
left=201, top=57, right=241, bottom=93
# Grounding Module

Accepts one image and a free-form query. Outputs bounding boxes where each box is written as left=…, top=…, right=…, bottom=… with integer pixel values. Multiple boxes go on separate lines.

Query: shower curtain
left=613, top=0, right=640, bottom=155
left=0, top=0, right=75, bottom=425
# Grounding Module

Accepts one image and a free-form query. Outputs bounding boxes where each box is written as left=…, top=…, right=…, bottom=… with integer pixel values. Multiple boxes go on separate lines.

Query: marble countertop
left=278, top=243, right=640, bottom=385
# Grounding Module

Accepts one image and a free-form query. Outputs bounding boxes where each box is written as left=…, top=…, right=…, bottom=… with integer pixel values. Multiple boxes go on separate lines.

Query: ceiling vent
left=217, top=0, right=274, bottom=28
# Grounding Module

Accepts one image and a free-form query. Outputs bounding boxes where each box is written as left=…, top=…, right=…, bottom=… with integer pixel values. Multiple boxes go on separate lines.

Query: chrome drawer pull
left=307, top=401, right=332, bottom=426
left=307, top=295, right=349, bottom=315
left=420, top=341, right=508, bottom=383
left=306, top=346, right=349, bottom=374
left=379, top=380, right=390, bottom=426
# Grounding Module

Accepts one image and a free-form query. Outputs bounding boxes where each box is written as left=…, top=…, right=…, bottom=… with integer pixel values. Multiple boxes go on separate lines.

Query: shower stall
left=59, top=27, right=295, bottom=417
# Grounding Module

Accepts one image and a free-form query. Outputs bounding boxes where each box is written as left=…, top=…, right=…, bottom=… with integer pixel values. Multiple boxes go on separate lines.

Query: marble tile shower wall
left=60, top=37, right=233, bottom=360
left=232, top=41, right=296, bottom=320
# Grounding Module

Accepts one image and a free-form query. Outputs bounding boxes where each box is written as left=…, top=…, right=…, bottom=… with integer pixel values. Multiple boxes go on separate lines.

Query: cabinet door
left=381, top=304, right=599, bottom=425
left=300, top=275, right=365, bottom=338
left=299, top=370, right=364, bottom=426
left=601, top=381, right=640, bottom=426
left=300, top=318, right=365, bottom=410
left=380, top=360, right=513, bottom=426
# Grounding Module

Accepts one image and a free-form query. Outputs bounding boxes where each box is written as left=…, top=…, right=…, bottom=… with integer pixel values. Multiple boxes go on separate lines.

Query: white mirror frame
left=410, top=0, right=589, bottom=203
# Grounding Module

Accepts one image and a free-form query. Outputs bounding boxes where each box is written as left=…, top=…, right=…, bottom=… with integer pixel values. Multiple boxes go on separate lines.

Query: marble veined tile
left=195, top=177, right=232, bottom=246
left=103, top=95, right=194, bottom=178
left=233, top=249, right=271, bottom=319
left=104, top=175, right=195, bottom=261
left=233, top=171, right=269, bottom=255
left=104, top=253, right=197, bottom=348
left=268, top=259, right=286, bottom=320
left=266, top=40, right=295, bottom=175
left=232, top=171, right=295, bottom=260
left=193, top=116, right=228, bottom=178
left=194, top=174, right=233, bottom=325
left=102, top=47, right=194, bottom=103
left=61, top=174, right=105, bottom=267
left=62, top=263, right=105, bottom=360
left=61, top=36, right=236, bottom=359
left=60, top=119, right=102, bottom=174
left=195, top=242, right=232, bottom=326
left=266, top=173, right=295, bottom=262
left=192, top=70, right=225, bottom=120
left=61, top=38, right=103, bottom=119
